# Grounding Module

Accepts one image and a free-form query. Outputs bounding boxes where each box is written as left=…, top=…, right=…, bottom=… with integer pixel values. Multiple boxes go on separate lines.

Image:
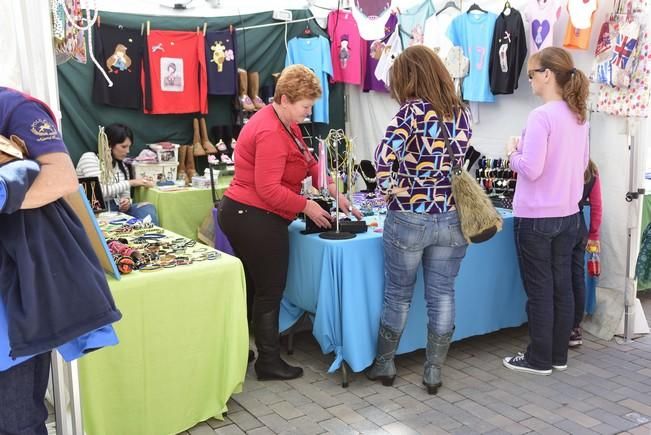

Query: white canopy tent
left=0, top=1, right=648, bottom=433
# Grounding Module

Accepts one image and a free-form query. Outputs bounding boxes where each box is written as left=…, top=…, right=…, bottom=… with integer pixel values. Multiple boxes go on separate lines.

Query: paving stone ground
left=177, top=293, right=651, bottom=435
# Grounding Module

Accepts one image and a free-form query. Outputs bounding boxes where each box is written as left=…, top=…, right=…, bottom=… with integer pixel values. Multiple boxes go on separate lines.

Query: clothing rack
left=235, top=16, right=316, bottom=32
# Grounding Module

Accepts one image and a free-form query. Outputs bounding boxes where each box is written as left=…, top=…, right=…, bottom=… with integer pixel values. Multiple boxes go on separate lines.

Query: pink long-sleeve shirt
left=510, top=100, right=589, bottom=218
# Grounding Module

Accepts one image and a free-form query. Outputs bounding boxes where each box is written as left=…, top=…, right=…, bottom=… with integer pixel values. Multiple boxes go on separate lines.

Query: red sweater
left=224, top=105, right=319, bottom=221
left=587, top=174, right=602, bottom=240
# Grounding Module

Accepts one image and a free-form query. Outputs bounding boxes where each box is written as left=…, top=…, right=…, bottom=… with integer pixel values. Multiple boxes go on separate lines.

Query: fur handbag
left=441, top=124, right=502, bottom=243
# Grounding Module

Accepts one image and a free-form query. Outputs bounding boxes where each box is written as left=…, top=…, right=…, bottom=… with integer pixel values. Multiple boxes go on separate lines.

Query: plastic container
left=148, top=143, right=179, bottom=163
left=131, top=162, right=178, bottom=184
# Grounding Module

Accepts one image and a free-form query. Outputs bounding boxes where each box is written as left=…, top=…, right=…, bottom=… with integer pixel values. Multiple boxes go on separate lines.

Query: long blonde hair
left=389, top=45, right=466, bottom=119
left=530, top=47, right=589, bottom=124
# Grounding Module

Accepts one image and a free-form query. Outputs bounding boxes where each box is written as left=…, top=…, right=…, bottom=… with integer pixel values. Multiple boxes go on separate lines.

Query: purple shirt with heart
left=524, top=0, right=562, bottom=53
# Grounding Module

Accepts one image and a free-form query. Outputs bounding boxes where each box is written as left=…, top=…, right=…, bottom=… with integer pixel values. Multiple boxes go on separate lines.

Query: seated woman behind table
left=76, top=123, right=159, bottom=224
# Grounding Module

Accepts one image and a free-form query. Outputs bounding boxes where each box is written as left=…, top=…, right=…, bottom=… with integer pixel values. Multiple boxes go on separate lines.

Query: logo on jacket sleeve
left=30, top=119, right=60, bottom=141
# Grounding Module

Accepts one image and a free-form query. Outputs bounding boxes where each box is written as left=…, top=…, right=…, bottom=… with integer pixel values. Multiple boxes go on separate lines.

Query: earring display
left=79, top=176, right=106, bottom=213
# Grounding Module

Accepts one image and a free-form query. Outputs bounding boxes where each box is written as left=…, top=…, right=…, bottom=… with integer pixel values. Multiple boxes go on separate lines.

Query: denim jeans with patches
left=380, top=210, right=468, bottom=336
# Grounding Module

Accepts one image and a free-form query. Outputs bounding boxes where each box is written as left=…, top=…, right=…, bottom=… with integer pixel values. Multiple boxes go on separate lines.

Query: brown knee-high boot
left=177, top=144, right=187, bottom=183
left=199, top=118, right=217, bottom=154
left=192, top=118, right=206, bottom=157
left=247, top=71, right=265, bottom=110
left=238, top=69, right=255, bottom=112
left=185, top=142, right=197, bottom=181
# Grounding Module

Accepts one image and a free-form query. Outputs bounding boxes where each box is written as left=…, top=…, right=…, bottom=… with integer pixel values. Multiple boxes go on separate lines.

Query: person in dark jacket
left=0, top=87, right=121, bottom=435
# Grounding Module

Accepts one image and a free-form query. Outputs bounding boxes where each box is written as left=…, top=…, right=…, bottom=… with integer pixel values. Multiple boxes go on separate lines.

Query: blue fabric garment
left=447, top=12, right=498, bottom=102
left=398, top=0, right=435, bottom=48
left=279, top=210, right=528, bottom=373
left=285, top=36, right=333, bottom=124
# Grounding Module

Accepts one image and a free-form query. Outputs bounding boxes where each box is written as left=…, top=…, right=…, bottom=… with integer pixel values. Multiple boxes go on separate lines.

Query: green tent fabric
left=57, top=9, right=345, bottom=164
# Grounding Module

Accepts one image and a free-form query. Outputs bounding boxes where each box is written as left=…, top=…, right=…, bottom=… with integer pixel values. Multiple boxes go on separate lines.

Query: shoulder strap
left=439, top=119, right=462, bottom=173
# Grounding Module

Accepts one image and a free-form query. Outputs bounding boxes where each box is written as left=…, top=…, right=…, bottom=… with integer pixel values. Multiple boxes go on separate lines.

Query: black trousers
left=218, top=196, right=291, bottom=319
left=0, top=353, right=50, bottom=435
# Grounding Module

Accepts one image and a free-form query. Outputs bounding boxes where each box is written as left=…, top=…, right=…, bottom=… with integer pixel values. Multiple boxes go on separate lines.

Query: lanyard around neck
left=272, top=106, right=308, bottom=155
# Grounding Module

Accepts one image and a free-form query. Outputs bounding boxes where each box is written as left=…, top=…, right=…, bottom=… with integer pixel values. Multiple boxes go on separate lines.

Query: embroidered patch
left=30, top=119, right=59, bottom=142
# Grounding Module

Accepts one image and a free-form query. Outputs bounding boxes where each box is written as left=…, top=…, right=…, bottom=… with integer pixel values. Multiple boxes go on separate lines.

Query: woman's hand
left=337, top=194, right=363, bottom=220
left=586, top=239, right=600, bottom=252
left=131, top=178, right=154, bottom=188
left=303, top=199, right=332, bottom=229
left=118, top=197, right=131, bottom=212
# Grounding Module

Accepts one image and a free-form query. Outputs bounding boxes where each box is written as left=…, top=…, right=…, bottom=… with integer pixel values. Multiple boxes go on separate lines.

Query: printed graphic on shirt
left=161, top=58, right=184, bottom=92
left=106, top=44, right=132, bottom=72
left=209, top=41, right=233, bottom=72
left=30, top=119, right=60, bottom=142
left=339, top=36, right=350, bottom=68
left=498, top=31, right=512, bottom=72
left=532, top=19, right=551, bottom=49
left=355, top=0, right=391, bottom=17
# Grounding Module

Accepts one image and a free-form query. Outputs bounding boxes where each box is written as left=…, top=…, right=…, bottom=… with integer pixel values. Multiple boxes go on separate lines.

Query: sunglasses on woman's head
left=527, top=67, right=547, bottom=80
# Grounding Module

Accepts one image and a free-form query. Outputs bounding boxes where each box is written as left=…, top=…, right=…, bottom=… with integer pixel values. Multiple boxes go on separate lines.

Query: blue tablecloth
left=279, top=209, right=528, bottom=373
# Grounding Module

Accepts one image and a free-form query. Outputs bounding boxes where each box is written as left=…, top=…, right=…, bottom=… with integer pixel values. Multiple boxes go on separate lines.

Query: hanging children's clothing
left=374, top=24, right=403, bottom=88
left=142, top=30, right=208, bottom=115
left=523, top=0, right=561, bottom=53
left=364, top=13, right=398, bottom=92
left=424, top=7, right=461, bottom=60
left=447, top=11, right=498, bottom=103
left=92, top=24, right=144, bottom=110
left=352, top=0, right=394, bottom=40
left=489, top=9, right=528, bottom=95
left=328, top=9, right=367, bottom=85
left=205, top=29, right=238, bottom=96
left=398, top=0, right=435, bottom=48
left=563, top=0, right=598, bottom=50
left=285, top=36, right=333, bottom=124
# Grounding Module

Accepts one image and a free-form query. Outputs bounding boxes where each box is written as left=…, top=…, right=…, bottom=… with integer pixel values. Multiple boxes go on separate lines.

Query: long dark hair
left=105, top=123, right=133, bottom=180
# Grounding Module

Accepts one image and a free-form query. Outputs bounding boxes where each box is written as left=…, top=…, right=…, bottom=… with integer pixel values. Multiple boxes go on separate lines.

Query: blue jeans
left=380, top=210, right=468, bottom=336
left=108, top=201, right=159, bottom=226
left=515, top=214, right=579, bottom=369
left=0, top=353, right=50, bottom=435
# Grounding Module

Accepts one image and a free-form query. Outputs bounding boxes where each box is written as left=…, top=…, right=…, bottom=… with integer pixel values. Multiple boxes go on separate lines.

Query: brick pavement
left=176, top=294, right=651, bottom=434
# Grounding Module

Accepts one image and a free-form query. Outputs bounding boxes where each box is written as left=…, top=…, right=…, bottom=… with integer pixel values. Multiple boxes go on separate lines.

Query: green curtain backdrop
left=57, top=9, right=345, bottom=164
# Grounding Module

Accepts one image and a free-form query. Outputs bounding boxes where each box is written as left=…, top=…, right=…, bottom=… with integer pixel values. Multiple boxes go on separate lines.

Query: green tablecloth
left=134, top=175, right=233, bottom=240
left=78, top=250, right=248, bottom=435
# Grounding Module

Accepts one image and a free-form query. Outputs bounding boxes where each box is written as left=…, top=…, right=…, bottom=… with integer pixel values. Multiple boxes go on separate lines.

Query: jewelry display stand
left=319, top=130, right=356, bottom=240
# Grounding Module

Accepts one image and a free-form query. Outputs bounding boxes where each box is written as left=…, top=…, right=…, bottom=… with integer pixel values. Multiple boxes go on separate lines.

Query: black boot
left=253, top=307, right=303, bottom=381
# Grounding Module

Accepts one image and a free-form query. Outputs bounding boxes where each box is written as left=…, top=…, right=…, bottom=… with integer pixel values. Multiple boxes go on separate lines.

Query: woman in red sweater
left=219, top=65, right=362, bottom=381
left=570, top=160, right=602, bottom=347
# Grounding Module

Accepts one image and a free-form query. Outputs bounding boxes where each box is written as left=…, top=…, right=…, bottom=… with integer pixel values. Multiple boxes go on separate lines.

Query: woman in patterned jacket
left=367, top=45, right=472, bottom=395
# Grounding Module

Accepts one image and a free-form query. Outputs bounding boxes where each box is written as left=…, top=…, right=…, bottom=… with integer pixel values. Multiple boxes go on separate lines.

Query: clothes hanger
left=436, top=0, right=461, bottom=16
left=467, top=3, right=488, bottom=13
left=299, top=22, right=316, bottom=38
left=502, top=0, right=512, bottom=15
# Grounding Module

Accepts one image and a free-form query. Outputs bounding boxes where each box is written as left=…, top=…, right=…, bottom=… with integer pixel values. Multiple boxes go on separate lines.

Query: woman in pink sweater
left=503, top=47, right=590, bottom=375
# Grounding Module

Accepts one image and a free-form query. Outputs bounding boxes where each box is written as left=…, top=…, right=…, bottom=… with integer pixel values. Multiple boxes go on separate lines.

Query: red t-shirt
left=224, top=105, right=319, bottom=221
left=143, top=30, right=207, bottom=114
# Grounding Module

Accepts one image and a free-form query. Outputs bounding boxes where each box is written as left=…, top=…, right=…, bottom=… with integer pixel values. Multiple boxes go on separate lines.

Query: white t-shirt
left=352, top=0, right=394, bottom=40
left=374, top=27, right=403, bottom=87
left=524, top=0, right=562, bottom=53
left=567, top=0, right=598, bottom=29
left=424, top=9, right=460, bottom=60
